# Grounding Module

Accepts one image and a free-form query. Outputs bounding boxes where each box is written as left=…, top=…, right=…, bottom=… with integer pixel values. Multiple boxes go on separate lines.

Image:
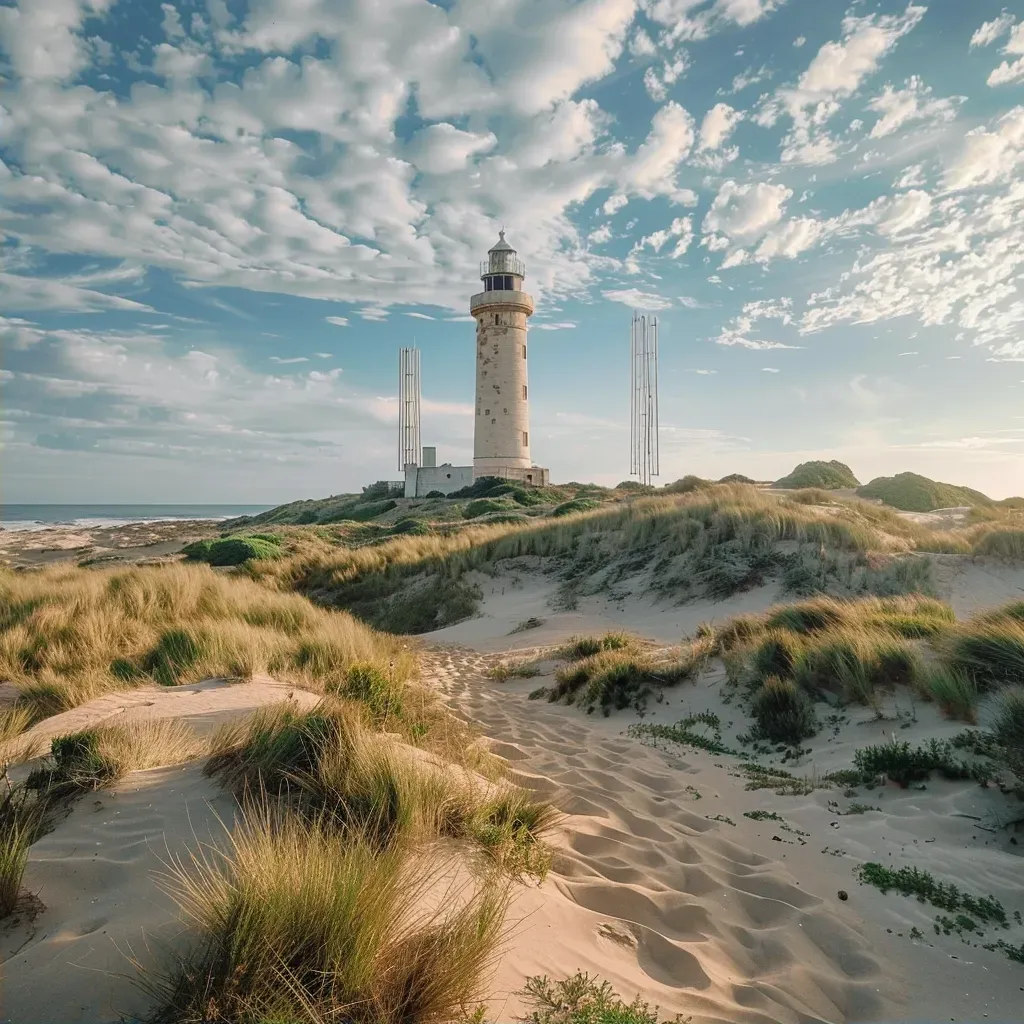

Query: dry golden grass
left=31, top=718, right=207, bottom=791
left=138, top=807, right=510, bottom=1024
left=205, top=699, right=556, bottom=878
left=0, top=562, right=412, bottom=721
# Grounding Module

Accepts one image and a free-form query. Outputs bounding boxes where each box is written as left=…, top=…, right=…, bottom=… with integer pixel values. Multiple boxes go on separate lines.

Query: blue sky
left=2, top=0, right=1023, bottom=503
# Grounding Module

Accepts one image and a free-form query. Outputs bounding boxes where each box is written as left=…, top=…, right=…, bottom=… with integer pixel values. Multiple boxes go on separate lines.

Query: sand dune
left=5, top=559, right=1024, bottom=1023
left=426, top=641, right=1023, bottom=1024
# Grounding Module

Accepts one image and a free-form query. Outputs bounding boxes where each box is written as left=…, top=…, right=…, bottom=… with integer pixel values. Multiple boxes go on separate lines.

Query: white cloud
left=357, top=307, right=390, bottom=321
left=697, top=102, right=743, bottom=151
left=702, top=180, right=791, bottom=239
left=754, top=217, right=826, bottom=261
left=325, top=316, right=350, bottom=327
left=986, top=24, right=1024, bottom=86
left=867, top=76, right=961, bottom=139
left=269, top=356, right=309, bottom=364
left=629, top=28, right=657, bottom=57
left=793, top=35, right=806, bottom=48
left=943, top=106, right=1024, bottom=190
left=619, top=102, right=697, bottom=203
left=603, top=193, right=629, bottom=215
left=0, top=272, right=153, bottom=313
left=533, top=321, right=578, bottom=330
left=406, top=124, right=496, bottom=174
left=874, top=189, right=932, bottom=235
left=602, top=288, right=673, bottom=310
left=160, top=3, right=186, bottom=40
left=716, top=298, right=801, bottom=348
left=404, top=312, right=435, bottom=320
left=970, top=14, right=1015, bottom=48
left=588, top=224, right=613, bottom=245
left=762, top=366, right=780, bottom=372
left=768, top=4, right=927, bottom=164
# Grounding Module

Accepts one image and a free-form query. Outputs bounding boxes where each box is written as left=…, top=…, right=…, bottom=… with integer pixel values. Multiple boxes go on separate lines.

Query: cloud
left=696, top=102, right=743, bottom=151
left=970, top=14, right=1015, bottom=49
left=762, top=366, right=780, bottom=372
left=986, top=23, right=1024, bottom=86
left=325, top=316, right=350, bottom=327
left=618, top=101, right=698, bottom=203
left=404, top=312, right=435, bottom=320
left=867, top=76, right=961, bottom=139
left=716, top=298, right=801, bottom=349
left=943, top=106, right=1024, bottom=190
left=533, top=322, right=578, bottom=330
left=703, top=181, right=791, bottom=239
left=602, top=288, right=673, bottom=310
left=0, top=272, right=153, bottom=313
left=269, top=356, right=310, bottom=364
left=764, top=4, right=927, bottom=164
left=405, top=124, right=497, bottom=174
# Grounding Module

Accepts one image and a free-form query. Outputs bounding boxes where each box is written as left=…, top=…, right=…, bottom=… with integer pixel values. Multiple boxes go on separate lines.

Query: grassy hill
left=773, top=461, right=860, bottom=490
left=856, top=473, right=994, bottom=513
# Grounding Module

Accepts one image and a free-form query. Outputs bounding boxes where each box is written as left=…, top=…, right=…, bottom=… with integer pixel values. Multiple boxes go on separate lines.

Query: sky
left=2, top=0, right=1024, bottom=503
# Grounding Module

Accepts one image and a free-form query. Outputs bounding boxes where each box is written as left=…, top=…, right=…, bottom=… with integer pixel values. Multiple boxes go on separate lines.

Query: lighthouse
left=469, top=231, right=548, bottom=486
left=401, top=229, right=548, bottom=497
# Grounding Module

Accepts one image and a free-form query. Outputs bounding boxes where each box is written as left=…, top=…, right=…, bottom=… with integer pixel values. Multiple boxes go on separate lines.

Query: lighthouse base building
left=404, top=230, right=548, bottom=498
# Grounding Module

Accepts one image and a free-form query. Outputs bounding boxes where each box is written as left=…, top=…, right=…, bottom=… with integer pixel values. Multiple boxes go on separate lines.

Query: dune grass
left=942, top=619, right=1024, bottom=690
left=0, top=705, right=32, bottom=744
left=750, top=676, right=818, bottom=744
left=139, top=808, right=509, bottom=1024
left=0, top=782, right=47, bottom=918
left=921, top=665, right=980, bottom=724
left=0, top=562, right=411, bottom=722
left=28, top=719, right=206, bottom=793
left=989, top=686, right=1024, bottom=789
left=556, top=632, right=635, bottom=661
left=549, top=635, right=713, bottom=715
left=205, top=700, right=556, bottom=877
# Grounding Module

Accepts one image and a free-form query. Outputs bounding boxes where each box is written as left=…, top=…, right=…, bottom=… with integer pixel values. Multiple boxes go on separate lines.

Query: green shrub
left=855, top=472, right=992, bottom=512
left=329, top=663, right=404, bottom=723
left=774, top=460, right=859, bottom=490
left=391, top=518, right=431, bottom=536
left=718, top=473, right=755, bottom=484
left=424, top=489, right=445, bottom=498
left=182, top=534, right=282, bottom=566
left=463, top=498, right=515, bottom=519
left=751, top=676, right=817, bottom=744
left=943, top=620, right=1024, bottom=689
left=551, top=498, right=601, bottom=517
left=856, top=863, right=1005, bottom=923
left=519, top=971, right=677, bottom=1024
left=852, top=738, right=972, bottom=787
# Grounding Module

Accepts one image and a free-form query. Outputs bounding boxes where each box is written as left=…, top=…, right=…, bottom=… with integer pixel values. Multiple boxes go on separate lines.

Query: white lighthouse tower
left=470, top=231, right=548, bottom=486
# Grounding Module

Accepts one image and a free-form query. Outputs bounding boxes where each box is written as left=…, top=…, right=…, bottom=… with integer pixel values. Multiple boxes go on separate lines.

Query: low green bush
left=182, top=534, right=283, bottom=566
left=989, top=685, right=1024, bottom=788
left=851, top=737, right=974, bottom=787
left=519, top=971, right=679, bottom=1024
left=551, top=498, right=600, bottom=517
left=463, top=498, right=515, bottom=519
left=750, top=676, right=817, bottom=744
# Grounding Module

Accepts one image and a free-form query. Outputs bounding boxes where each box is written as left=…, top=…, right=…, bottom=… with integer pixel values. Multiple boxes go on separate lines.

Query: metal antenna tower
left=629, top=312, right=660, bottom=486
left=398, top=346, right=421, bottom=471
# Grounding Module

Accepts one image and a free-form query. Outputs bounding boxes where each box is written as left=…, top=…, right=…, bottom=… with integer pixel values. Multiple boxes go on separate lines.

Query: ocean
left=0, top=504, right=274, bottom=532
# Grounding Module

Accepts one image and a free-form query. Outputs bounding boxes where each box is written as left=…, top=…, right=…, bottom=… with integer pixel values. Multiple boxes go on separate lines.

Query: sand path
left=422, top=642, right=1024, bottom=1024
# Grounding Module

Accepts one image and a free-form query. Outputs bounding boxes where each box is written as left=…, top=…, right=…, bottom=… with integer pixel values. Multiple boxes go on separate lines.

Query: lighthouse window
left=522, top=344, right=527, bottom=359
left=522, top=385, right=528, bottom=399
left=522, top=431, right=528, bottom=447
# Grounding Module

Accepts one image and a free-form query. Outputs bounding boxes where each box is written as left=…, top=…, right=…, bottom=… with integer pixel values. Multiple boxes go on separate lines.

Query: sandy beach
left=4, top=549, right=1023, bottom=1024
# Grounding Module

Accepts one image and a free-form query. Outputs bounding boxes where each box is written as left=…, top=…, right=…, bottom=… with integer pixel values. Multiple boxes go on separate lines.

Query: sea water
left=0, top=504, right=273, bottom=532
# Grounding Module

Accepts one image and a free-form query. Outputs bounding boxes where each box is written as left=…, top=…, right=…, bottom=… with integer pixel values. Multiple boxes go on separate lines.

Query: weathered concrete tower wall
left=470, top=231, right=535, bottom=479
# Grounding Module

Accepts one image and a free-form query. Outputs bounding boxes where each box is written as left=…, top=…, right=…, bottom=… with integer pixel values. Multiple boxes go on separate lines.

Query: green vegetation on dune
left=774, top=460, right=860, bottom=490
left=856, top=472, right=993, bottom=512
left=520, top=972, right=686, bottom=1024
left=182, top=533, right=282, bottom=566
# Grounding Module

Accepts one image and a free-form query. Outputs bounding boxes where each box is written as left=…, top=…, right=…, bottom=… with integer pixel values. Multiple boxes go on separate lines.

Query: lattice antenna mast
left=629, top=312, right=659, bottom=486
left=398, top=346, right=421, bottom=471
